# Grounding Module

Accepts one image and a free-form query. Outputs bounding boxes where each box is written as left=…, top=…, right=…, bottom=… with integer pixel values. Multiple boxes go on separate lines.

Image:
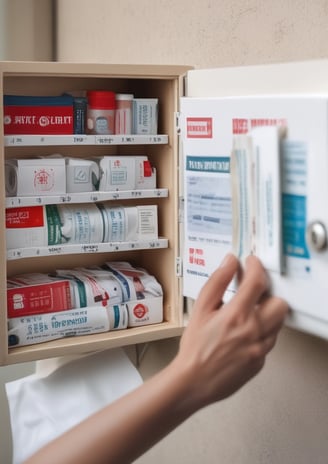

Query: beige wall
left=0, top=0, right=53, bottom=61
left=55, top=1, right=328, bottom=464
left=56, top=0, right=328, bottom=68
left=0, top=2, right=53, bottom=463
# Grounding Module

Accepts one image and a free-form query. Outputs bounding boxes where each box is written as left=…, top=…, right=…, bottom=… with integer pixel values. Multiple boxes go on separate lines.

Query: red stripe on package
left=7, top=279, right=73, bottom=318
left=6, top=206, right=44, bottom=228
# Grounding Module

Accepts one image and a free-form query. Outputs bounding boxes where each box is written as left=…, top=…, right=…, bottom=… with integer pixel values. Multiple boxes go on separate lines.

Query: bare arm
left=25, top=254, right=288, bottom=464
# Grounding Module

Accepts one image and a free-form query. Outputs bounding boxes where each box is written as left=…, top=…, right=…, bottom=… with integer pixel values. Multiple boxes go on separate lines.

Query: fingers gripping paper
left=5, top=348, right=143, bottom=464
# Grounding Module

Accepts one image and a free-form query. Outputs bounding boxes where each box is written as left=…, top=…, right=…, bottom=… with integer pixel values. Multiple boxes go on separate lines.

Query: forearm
left=25, top=357, right=196, bottom=464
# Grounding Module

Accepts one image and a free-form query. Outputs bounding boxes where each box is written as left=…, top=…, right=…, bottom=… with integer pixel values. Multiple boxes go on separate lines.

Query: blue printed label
left=282, top=194, right=310, bottom=259
left=281, top=140, right=310, bottom=266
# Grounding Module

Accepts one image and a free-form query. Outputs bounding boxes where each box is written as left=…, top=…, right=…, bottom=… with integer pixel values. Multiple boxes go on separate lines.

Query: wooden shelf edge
left=1, top=322, right=184, bottom=366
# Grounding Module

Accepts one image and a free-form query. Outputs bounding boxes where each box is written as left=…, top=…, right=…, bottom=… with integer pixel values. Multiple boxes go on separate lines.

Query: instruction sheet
left=180, top=101, right=233, bottom=299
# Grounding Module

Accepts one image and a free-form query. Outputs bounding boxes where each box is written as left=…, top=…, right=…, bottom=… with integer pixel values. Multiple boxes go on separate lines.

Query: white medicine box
left=2, top=60, right=328, bottom=366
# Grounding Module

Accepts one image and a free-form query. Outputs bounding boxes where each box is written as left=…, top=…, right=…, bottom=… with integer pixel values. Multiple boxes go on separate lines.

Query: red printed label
left=133, top=303, right=148, bottom=319
left=188, top=247, right=205, bottom=266
left=232, top=117, right=287, bottom=134
left=232, top=118, right=249, bottom=134
left=6, top=206, right=44, bottom=229
left=186, top=117, right=212, bottom=138
left=4, top=105, right=73, bottom=135
left=7, top=280, right=73, bottom=318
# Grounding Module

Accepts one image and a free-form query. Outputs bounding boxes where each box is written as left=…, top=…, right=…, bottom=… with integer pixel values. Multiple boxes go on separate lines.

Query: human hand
left=174, top=253, right=288, bottom=410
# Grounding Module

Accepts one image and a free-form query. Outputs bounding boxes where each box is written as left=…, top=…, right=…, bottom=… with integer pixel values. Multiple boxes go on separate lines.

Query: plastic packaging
left=58, top=204, right=104, bottom=244
left=100, top=206, right=138, bottom=242
left=104, top=262, right=163, bottom=301
left=7, top=274, right=74, bottom=318
left=8, top=306, right=112, bottom=347
left=56, top=268, right=123, bottom=308
left=104, top=262, right=163, bottom=326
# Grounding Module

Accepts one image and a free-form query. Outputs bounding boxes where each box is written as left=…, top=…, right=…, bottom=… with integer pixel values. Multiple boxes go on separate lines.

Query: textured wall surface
left=56, top=0, right=328, bottom=68
left=0, top=2, right=53, bottom=463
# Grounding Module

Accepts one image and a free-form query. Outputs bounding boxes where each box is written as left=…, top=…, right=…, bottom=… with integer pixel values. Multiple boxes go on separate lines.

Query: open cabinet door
left=180, top=59, right=328, bottom=339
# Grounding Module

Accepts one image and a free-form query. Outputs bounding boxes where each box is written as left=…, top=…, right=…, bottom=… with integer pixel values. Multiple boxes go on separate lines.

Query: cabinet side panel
left=0, top=68, right=8, bottom=364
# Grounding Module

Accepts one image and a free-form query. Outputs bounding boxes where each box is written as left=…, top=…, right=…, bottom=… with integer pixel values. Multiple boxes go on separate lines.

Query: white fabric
left=5, top=348, right=143, bottom=464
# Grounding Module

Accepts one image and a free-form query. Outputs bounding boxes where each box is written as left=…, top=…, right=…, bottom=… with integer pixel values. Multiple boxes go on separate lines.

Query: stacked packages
left=6, top=203, right=158, bottom=249
left=5, top=155, right=156, bottom=197
left=8, top=262, right=163, bottom=347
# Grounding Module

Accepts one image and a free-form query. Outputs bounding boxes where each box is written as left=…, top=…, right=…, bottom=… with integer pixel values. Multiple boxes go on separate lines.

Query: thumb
left=192, top=253, right=239, bottom=318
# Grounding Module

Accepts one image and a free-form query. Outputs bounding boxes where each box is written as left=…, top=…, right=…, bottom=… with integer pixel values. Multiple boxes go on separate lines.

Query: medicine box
left=5, top=158, right=66, bottom=196
left=7, top=276, right=73, bottom=318
left=3, top=95, right=74, bottom=135
left=132, top=99, right=158, bottom=135
left=97, top=156, right=156, bottom=191
left=5, top=205, right=50, bottom=250
left=126, top=296, right=163, bottom=327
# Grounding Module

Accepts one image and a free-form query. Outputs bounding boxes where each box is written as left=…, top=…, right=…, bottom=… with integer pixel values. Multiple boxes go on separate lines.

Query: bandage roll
left=5, top=158, right=66, bottom=197
left=100, top=205, right=138, bottom=242
left=5, top=162, right=18, bottom=196
left=58, top=204, right=104, bottom=244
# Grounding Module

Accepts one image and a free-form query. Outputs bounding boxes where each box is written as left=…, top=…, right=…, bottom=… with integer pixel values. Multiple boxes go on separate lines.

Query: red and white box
left=5, top=158, right=66, bottom=197
left=3, top=95, right=74, bottom=135
left=5, top=206, right=48, bottom=249
left=97, top=155, right=156, bottom=191
left=126, top=296, right=163, bottom=327
left=7, top=274, right=74, bottom=318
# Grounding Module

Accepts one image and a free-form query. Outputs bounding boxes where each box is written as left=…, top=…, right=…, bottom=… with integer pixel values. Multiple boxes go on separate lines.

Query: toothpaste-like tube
left=8, top=306, right=111, bottom=347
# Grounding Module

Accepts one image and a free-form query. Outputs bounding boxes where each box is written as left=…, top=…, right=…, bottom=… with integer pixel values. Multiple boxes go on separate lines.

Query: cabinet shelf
left=7, top=238, right=169, bottom=261
left=5, top=189, right=169, bottom=208
left=0, top=60, right=188, bottom=365
left=6, top=321, right=184, bottom=364
left=4, top=134, right=169, bottom=147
